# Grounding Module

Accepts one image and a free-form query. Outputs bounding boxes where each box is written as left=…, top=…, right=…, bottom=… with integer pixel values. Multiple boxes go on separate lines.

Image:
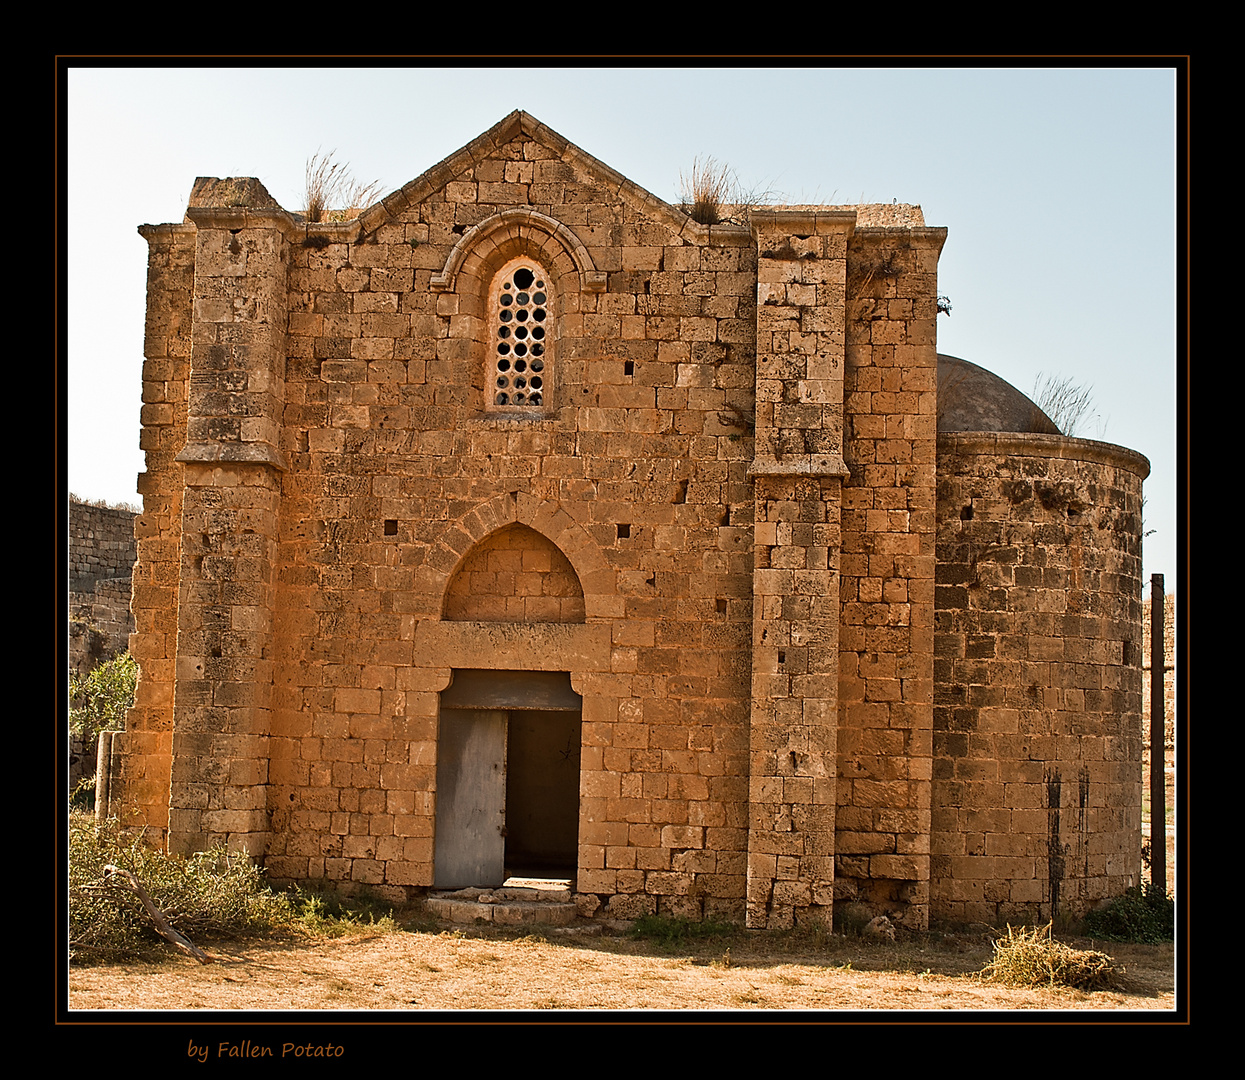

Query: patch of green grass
left=288, top=885, right=398, bottom=938
left=1081, top=883, right=1174, bottom=944
left=628, top=914, right=740, bottom=948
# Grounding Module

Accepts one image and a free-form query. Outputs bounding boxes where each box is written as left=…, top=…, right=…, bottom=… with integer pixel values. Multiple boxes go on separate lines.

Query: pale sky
left=64, top=63, right=1181, bottom=585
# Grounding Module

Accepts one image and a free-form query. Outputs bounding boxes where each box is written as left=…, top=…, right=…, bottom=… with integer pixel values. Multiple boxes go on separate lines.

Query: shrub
left=70, top=652, right=137, bottom=806
left=1081, top=884, right=1174, bottom=944
left=69, top=812, right=294, bottom=962
left=979, top=922, right=1119, bottom=990
left=70, top=652, right=137, bottom=746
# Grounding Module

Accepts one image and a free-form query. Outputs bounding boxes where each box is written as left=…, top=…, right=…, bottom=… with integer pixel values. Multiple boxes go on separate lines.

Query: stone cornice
left=184, top=205, right=304, bottom=241
left=176, top=443, right=288, bottom=470
left=938, top=431, right=1151, bottom=480
left=748, top=454, right=850, bottom=478
left=750, top=209, right=857, bottom=235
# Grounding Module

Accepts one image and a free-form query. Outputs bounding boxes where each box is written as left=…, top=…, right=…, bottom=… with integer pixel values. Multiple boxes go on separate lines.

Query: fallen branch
left=103, top=865, right=213, bottom=964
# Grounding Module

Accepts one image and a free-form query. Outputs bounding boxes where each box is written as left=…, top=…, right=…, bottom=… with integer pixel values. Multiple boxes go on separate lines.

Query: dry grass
left=679, top=156, right=735, bottom=225
left=979, top=923, right=1119, bottom=991
left=304, top=150, right=384, bottom=224
left=1031, top=372, right=1099, bottom=437
left=677, top=156, right=778, bottom=227
left=68, top=920, right=1174, bottom=1013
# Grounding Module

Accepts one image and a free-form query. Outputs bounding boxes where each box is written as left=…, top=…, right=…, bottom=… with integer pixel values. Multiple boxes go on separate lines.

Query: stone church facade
left=99, top=112, right=1150, bottom=929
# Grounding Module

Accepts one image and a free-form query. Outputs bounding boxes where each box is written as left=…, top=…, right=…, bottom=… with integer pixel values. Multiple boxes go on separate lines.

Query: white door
left=434, top=709, right=507, bottom=888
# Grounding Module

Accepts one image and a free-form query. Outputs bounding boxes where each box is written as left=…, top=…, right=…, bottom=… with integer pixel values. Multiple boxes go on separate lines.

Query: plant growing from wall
left=677, top=156, right=777, bottom=226
left=679, top=156, right=734, bottom=225
left=303, top=150, right=384, bottom=224
left=1031, top=372, right=1102, bottom=437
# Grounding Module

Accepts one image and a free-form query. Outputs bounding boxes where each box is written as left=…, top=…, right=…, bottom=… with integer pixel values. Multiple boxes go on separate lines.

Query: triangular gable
left=358, top=110, right=719, bottom=244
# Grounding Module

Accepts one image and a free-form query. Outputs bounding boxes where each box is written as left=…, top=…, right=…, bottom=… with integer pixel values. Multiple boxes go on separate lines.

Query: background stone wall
left=68, top=499, right=138, bottom=788
left=69, top=500, right=137, bottom=676
left=70, top=500, right=138, bottom=592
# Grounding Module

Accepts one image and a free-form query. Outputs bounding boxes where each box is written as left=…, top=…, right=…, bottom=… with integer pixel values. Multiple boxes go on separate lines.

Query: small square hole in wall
left=617, top=523, right=631, bottom=539
left=624, top=360, right=635, bottom=377
left=715, top=599, right=728, bottom=615
left=384, top=520, right=398, bottom=536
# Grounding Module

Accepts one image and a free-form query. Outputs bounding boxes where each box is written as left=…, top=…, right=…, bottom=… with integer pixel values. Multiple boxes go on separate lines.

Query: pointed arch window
left=488, top=257, right=551, bottom=412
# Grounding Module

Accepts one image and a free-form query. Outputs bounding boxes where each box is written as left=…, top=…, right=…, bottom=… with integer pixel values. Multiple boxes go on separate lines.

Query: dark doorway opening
left=504, top=708, right=581, bottom=876
left=434, top=671, right=582, bottom=888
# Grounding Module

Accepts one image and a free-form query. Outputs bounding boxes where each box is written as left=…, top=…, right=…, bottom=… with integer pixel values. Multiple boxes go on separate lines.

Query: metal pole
left=1150, top=573, right=1166, bottom=895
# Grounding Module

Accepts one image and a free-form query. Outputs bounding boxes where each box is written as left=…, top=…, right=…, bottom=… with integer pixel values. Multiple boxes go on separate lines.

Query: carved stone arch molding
left=430, top=208, right=608, bottom=296
left=427, top=491, right=613, bottom=621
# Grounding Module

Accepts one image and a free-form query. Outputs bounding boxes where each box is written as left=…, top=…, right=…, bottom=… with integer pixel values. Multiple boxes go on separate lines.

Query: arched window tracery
left=487, top=257, right=551, bottom=412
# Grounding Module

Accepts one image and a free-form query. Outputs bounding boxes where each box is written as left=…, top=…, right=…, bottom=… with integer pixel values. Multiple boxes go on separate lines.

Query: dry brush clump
left=69, top=812, right=294, bottom=963
left=678, top=156, right=777, bottom=227
left=978, top=922, right=1119, bottom=991
left=679, top=156, right=736, bottom=225
left=303, top=150, right=384, bottom=224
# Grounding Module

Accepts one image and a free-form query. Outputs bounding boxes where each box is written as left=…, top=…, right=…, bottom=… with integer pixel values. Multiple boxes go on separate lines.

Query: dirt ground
left=68, top=756, right=1181, bottom=1017
left=67, top=919, right=1175, bottom=1015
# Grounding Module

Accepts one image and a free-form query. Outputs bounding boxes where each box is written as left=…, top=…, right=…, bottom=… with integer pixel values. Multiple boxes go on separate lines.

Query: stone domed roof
left=936, top=354, right=1060, bottom=435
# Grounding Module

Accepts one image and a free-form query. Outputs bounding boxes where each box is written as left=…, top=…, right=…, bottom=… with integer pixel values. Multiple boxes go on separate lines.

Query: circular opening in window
left=533, top=291, right=546, bottom=305
left=497, top=357, right=511, bottom=370
left=513, top=268, right=535, bottom=289
left=531, top=358, right=544, bottom=371
left=532, top=308, right=546, bottom=322
left=496, top=392, right=509, bottom=405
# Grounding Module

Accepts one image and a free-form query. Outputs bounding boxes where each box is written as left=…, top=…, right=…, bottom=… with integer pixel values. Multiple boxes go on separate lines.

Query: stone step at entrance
left=426, top=876, right=580, bottom=927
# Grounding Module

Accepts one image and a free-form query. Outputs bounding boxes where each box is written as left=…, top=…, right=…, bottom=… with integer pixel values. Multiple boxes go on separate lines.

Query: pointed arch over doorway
left=443, top=523, right=585, bottom=622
